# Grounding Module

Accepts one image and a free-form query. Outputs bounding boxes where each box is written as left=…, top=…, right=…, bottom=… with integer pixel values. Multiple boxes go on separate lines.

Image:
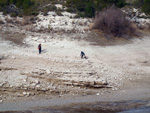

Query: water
left=31, top=100, right=150, bottom=113
left=1, top=96, right=150, bottom=113
left=120, top=107, right=150, bottom=113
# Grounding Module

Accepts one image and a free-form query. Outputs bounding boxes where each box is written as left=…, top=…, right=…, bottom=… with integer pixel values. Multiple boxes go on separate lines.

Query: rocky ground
left=0, top=10, right=150, bottom=112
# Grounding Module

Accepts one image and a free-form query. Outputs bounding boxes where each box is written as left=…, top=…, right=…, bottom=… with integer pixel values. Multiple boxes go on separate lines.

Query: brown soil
left=0, top=30, right=26, bottom=45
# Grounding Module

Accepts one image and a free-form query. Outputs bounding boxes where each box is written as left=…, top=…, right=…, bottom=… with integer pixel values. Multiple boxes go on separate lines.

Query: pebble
left=26, top=92, right=30, bottom=97
left=96, top=93, right=100, bottom=96
left=46, top=70, right=50, bottom=74
left=0, top=83, right=4, bottom=87
left=31, top=83, right=36, bottom=86
left=0, top=100, right=3, bottom=103
left=35, top=80, right=40, bottom=84
left=17, top=94, right=24, bottom=97
left=36, top=85, right=40, bottom=88
left=11, top=56, right=16, bottom=59
left=129, top=78, right=133, bottom=81
left=23, top=91, right=27, bottom=95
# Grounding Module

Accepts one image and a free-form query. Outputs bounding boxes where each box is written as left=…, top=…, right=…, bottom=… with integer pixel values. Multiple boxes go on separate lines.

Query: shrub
left=66, top=7, right=77, bottom=13
left=31, top=11, right=39, bottom=16
left=133, top=0, right=144, bottom=8
left=142, top=0, right=150, bottom=14
left=0, top=0, right=34, bottom=16
left=10, top=13, right=17, bottom=17
left=133, top=0, right=150, bottom=14
left=18, top=13, right=23, bottom=17
left=66, top=0, right=126, bottom=17
left=93, top=6, right=136, bottom=38
left=42, top=5, right=57, bottom=15
left=74, top=12, right=86, bottom=18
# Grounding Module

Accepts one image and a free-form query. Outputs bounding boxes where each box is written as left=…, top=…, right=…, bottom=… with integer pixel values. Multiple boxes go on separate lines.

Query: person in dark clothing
left=81, top=51, right=86, bottom=59
left=38, top=44, right=42, bottom=54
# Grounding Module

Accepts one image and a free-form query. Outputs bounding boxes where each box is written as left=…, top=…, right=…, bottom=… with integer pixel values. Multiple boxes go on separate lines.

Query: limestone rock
left=46, top=70, right=51, bottom=74
left=0, top=83, right=4, bottom=87
left=96, top=93, right=100, bottom=96
left=0, top=100, right=3, bottom=103
left=35, top=80, right=40, bottom=84
left=11, top=56, right=16, bottom=59
left=23, top=91, right=27, bottom=95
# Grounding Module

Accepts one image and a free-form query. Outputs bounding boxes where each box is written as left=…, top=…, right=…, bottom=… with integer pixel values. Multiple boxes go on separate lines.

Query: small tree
left=85, top=1, right=95, bottom=17
left=93, top=6, right=136, bottom=38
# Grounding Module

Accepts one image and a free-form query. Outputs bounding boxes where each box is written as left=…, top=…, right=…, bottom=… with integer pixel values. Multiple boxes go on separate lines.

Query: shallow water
left=33, top=100, right=150, bottom=113
left=1, top=100, right=149, bottom=113
left=0, top=94, right=150, bottom=113
left=119, top=107, right=150, bottom=113
left=27, top=100, right=150, bottom=113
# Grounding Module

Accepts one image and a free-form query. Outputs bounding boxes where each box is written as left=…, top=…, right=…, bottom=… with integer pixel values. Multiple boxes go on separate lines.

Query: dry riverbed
left=0, top=12, right=150, bottom=112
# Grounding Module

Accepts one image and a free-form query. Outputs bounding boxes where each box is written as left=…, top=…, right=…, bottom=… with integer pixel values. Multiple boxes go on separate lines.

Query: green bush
left=42, top=5, right=57, bottom=15
left=142, top=0, right=150, bottom=14
left=66, top=7, right=77, bottom=13
left=75, top=12, right=86, bottom=18
left=66, top=0, right=126, bottom=17
left=0, top=0, right=34, bottom=16
left=133, top=0, right=144, bottom=8
left=85, top=1, right=95, bottom=17
left=31, top=11, right=39, bottom=16
left=18, top=13, right=23, bottom=17
left=133, top=0, right=150, bottom=14
left=10, top=13, right=17, bottom=17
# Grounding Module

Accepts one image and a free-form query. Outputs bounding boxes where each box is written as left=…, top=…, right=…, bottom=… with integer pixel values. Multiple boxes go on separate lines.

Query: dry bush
left=93, top=6, right=136, bottom=38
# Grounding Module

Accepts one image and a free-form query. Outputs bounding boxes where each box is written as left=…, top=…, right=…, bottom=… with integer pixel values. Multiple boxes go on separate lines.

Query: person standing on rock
left=38, top=44, right=42, bottom=54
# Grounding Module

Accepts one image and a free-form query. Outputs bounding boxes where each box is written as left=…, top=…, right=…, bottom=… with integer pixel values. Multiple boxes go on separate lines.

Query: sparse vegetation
left=0, top=0, right=35, bottom=16
left=142, top=0, right=150, bottom=14
left=66, top=0, right=126, bottom=17
left=133, top=0, right=150, bottom=14
left=93, top=6, right=136, bottom=38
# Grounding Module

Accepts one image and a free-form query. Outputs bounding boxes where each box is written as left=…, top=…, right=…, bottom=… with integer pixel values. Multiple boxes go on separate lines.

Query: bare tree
left=93, top=5, right=136, bottom=38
